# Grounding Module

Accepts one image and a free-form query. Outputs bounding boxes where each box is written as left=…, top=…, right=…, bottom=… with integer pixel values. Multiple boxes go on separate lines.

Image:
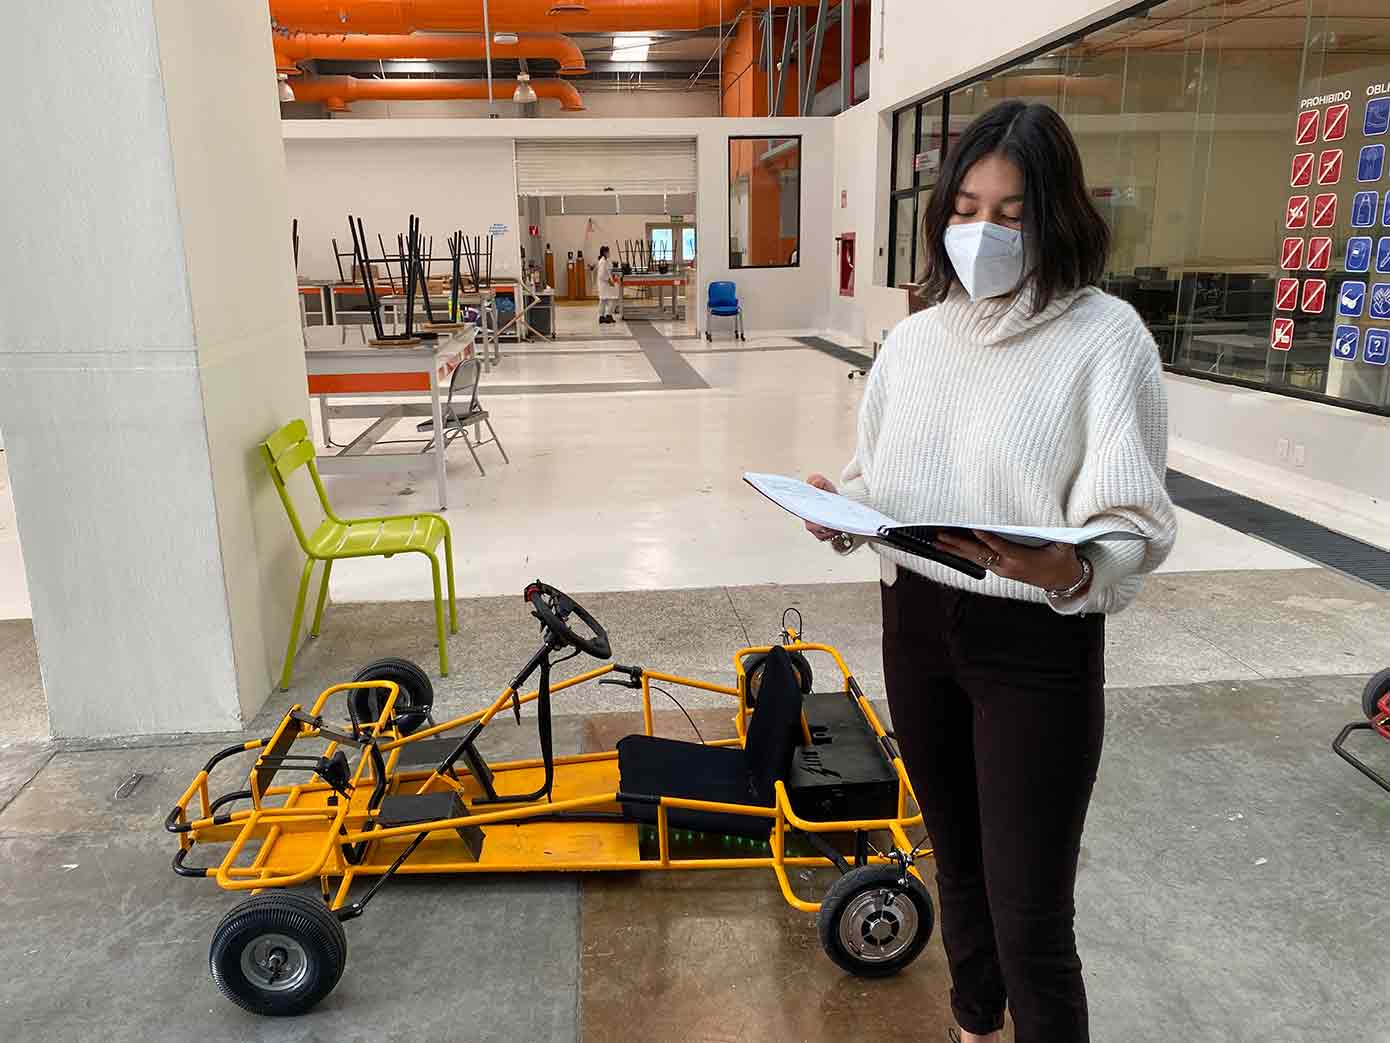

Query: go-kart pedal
left=376, top=791, right=485, bottom=860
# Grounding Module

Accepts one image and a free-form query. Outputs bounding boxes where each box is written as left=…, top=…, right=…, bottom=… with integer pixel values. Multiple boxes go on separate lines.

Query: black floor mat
left=793, top=336, right=875, bottom=370
left=1167, top=470, right=1390, bottom=590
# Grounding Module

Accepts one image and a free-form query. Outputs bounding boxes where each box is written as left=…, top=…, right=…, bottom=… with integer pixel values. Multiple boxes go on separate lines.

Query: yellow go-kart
left=166, top=582, right=934, bottom=1015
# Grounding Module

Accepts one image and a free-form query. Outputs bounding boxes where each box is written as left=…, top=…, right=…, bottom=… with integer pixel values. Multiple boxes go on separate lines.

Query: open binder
left=744, top=472, right=1148, bottom=582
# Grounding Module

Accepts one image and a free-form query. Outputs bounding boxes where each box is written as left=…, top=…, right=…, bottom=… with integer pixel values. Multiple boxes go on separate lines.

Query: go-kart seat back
left=616, top=646, right=805, bottom=838
left=741, top=646, right=806, bottom=802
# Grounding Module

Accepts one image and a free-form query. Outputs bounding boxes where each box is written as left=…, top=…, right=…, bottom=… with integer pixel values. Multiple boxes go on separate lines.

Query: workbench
left=620, top=272, right=687, bottom=319
left=304, top=323, right=477, bottom=510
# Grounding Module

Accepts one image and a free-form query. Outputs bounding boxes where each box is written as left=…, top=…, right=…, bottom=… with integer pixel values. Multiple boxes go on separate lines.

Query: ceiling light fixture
left=494, top=32, right=520, bottom=45
left=278, top=73, right=295, bottom=102
left=513, top=73, right=538, bottom=104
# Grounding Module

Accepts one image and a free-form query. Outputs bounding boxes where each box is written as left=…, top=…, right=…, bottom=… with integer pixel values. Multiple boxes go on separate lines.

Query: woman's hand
left=933, top=530, right=1087, bottom=592
left=804, top=473, right=842, bottom=542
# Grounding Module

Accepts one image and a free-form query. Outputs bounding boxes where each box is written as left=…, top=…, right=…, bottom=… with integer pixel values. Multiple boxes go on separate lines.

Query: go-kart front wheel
left=817, top=865, right=934, bottom=978
left=1363, top=668, right=1390, bottom=721
left=210, top=892, right=347, bottom=1016
left=350, top=657, right=434, bottom=735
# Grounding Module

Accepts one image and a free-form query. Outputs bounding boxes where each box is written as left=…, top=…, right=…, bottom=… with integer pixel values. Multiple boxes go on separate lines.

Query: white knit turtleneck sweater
left=838, top=285, right=1177, bottom=615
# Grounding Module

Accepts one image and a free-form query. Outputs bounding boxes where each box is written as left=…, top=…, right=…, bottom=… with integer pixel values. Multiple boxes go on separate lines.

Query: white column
left=0, top=1, right=309, bottom=736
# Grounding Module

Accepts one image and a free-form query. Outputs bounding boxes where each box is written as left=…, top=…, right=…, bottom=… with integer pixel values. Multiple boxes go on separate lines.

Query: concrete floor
left=1, top=569, right=1388, bottom=1040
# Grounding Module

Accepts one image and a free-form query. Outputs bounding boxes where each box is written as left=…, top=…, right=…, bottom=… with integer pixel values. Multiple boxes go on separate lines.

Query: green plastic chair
left=261, top=419, right=457, bottom=690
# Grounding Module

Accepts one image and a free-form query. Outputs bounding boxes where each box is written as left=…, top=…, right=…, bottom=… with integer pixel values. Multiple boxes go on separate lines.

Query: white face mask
left=944, top=221, right=1026, bottom=301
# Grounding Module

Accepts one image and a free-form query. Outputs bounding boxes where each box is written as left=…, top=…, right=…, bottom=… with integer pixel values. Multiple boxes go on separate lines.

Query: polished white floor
left=0, top=309, right=1314, bottom=619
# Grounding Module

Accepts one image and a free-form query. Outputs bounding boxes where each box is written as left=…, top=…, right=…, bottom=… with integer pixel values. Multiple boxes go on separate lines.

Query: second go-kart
left=166, top=582, right=934, bottom=1015
left=1333, top=668, right=1390, bottom=794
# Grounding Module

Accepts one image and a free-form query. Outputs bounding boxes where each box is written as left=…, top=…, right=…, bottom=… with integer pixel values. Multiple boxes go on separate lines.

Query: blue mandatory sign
left=1367, top=98, right=1390, bottom=137
left=1365, top=328, right=1390, bottom=367
left=1385, top=192, right=1390, bottom=226
left=1371, top=283, right=1390, bottom=320
left=1333, top=324, right=1360, bottom=361
left=1347, top=236, right=1373, bottom=272
left=1353, top=192, right=1380, bottom=227
left=1359, top=144, right=1386, bottom=182
left=1379, top=237, right=1390, bottom=274
left=1339, top=280, right=1366, bottom=316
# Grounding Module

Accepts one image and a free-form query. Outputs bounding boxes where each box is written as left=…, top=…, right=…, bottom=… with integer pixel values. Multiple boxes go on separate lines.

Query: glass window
left=650, top=228, right=674, bottom=265
left=885, top=0, right=1390, bottom=415
left=682, top=226, right=697, bottom=262
left=894, top=106, right=918, bottom=191
left=729, top=136, right=802, bottom=268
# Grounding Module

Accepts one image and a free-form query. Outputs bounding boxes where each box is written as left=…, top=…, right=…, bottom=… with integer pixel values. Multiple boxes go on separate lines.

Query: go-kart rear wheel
left=209, top=891, right=347, bottom=1016
left=350, top=657, right=434, bottom=735
left=1363, top=668, right=1390, bottom=721
left=817, top=865, right=934, bottom=978
left=742, top=650, right=813, bottom=707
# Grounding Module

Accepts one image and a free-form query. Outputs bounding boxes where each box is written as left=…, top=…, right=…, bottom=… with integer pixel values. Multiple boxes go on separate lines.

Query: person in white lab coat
left=596, top=245, right=620, bottom=325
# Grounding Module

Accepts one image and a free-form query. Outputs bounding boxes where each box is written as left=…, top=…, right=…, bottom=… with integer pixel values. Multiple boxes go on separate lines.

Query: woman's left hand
left=933, top=530, right=1085, bottom=591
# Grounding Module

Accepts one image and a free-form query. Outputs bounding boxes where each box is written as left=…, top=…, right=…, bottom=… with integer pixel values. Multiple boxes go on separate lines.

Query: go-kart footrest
left=377, top=792, right=485, bottom=860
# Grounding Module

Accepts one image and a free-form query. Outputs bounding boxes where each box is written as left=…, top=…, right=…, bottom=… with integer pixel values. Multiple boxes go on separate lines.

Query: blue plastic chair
left=705, top=280, right=746, bottom=342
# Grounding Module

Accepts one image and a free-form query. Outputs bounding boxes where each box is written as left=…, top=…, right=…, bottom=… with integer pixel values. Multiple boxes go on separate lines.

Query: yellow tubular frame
left=173, top=643, right=930, bottom=913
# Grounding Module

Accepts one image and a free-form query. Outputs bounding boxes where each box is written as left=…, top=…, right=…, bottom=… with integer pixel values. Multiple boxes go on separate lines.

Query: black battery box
left=786, top=691, right=899, bottom=823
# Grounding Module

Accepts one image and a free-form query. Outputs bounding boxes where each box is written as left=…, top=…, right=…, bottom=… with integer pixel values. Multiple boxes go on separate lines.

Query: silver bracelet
left=830, top=533, right=855, bottom=554
left=1046, top=554, right=1093, bottom=601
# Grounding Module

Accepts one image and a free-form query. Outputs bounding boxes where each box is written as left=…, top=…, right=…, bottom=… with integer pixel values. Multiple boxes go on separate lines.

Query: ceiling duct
left=272, top=30, right=587, bottom=74
left=290, top=75, right=585, bottom=110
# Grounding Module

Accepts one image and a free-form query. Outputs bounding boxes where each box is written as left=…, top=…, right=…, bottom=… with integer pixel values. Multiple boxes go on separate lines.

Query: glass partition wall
left=887, top=0, right=1390, bottom=415
left=729, top=136, right=802, bottom=268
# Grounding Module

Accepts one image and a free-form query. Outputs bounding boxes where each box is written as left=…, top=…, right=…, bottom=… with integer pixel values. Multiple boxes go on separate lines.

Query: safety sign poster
left=1275, top=85, right=1390, bottom=367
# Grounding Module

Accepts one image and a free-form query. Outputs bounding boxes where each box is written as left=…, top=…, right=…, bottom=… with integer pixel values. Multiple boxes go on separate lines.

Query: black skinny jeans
left=881, top=569, right=1105, bottom=1043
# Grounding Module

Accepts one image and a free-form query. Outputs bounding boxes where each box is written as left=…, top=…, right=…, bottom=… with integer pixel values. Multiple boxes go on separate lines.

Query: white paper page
left=744, top=473, right=1149, bottom=545
left=743, top=473, right=902, bottom=537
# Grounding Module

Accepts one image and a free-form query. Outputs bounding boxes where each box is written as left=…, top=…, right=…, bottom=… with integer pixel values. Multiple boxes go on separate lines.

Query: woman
left=807, top=101, right=1177, bottom=1043
left=595, top=245, right=620, bottom=325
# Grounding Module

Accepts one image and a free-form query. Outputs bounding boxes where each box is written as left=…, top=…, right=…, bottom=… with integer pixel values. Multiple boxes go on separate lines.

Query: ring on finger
left=982, top=551, right=1002, bottom=568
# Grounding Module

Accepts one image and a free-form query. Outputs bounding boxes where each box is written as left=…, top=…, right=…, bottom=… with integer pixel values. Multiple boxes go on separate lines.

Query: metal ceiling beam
left=772, top=8, right=795, bottom=116
left=581, top=60, right=711, bottom=74
left=801, top=0, right=828, bottom=115
left=840, top=0, right=850, bottom=113
left=793, top=7, right=805, bottom=112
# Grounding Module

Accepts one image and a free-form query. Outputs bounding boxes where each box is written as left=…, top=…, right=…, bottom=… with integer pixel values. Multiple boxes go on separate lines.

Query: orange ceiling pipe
left=270, top=0, right=825, bottom=35
left=289, top=75, right=585, bottom=110
left=273, top=31, right=587, bottom=75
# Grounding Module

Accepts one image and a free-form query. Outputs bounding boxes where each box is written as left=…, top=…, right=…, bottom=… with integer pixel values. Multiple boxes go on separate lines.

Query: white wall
left=0, top=0, right=308, bottom=736
left=284, top=137, right=521, bottom=283
left=283, top=116, right=834, bottom=335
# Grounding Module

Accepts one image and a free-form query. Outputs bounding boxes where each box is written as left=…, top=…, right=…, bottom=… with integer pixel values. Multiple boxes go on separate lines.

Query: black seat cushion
left=615, top=647, right=806, bottom=840
left=616, top=735, right=769, bottom=837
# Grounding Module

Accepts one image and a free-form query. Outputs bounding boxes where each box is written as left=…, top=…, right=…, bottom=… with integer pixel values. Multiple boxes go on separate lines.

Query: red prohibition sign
left=1280, top=237, right=1305, bottom=270
left=1312, top=193, right=1338, bottom=228
left=1290, top=152, right=1315, bottom=187
left=1275, top=278, right=1300, bottom=311
left=1324, top=103, right=1349, bottom=141
left=1301, top=278, right=1326, bottom=314
left=1317, top=149, right=1343, bottom=185
left=1286, top=195, right=1309, bottom=228
left=1271, top=317, right=1295, bottom=350
left=1296, top=109, right=1321, bottom=145
left=1306, top=236, right=1332, bottom=271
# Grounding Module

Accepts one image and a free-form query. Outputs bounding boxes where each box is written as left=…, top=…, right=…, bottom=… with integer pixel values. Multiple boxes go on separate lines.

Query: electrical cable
left=648, top=683, right=705, bottom=744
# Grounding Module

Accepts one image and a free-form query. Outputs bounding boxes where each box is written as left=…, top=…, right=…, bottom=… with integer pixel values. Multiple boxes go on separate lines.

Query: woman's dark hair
left=919, top=101, right=1109, bottom=313
left=599, top=245, right=610, bottom=259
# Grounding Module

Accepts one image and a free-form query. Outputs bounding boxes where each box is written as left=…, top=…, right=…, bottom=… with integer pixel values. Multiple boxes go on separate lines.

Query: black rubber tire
left=209, top=891, right=347, bottom=1016
left=350, top=657, right=435, bottom=736
left=1363, top=668, right=1390, bottom=721
left=817, top=865, right=934, bottom=978
left=742, top=650, right=813, bottom=707
left=705, top=331, right=712, bottom=342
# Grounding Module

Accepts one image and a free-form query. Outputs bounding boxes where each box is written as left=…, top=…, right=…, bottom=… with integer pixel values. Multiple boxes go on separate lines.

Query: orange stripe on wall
left=308, top=373, right=431, bottom=394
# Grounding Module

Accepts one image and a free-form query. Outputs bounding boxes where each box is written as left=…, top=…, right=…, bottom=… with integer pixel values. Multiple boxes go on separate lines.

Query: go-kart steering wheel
left=526, top=582, right=612, bottom=660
